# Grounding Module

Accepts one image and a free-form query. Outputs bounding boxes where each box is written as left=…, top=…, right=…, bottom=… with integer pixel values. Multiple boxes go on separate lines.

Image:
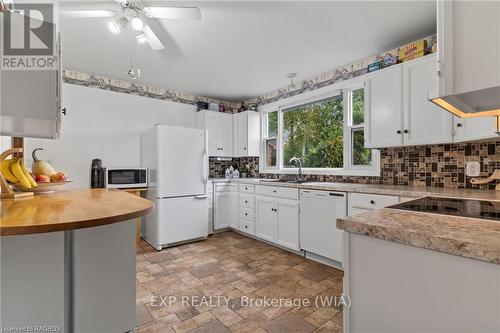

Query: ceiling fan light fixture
left=108, top=15, right=127, bottom=34
left=136, top=33, right=147, bottom=43
left=108, top=20, right=120, bottom=34
left=131, top=16, right=144, bottom=31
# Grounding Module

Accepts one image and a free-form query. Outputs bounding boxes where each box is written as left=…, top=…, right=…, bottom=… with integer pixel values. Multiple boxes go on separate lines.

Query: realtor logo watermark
left=1, top=3, right=57, bottom=70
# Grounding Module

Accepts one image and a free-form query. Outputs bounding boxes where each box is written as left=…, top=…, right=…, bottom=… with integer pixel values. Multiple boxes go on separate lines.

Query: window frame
left=259, top=77, right=380, bottom=176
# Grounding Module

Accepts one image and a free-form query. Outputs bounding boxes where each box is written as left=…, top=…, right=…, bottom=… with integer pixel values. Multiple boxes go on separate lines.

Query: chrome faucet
left=289, top=157, right=303, bottom=181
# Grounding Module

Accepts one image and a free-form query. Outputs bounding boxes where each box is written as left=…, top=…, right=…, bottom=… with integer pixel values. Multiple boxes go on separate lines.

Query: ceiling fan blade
left=142, top=6, right=201, bottom=20
left=143, top=24, right=165, bottom=50
left=61, top=10, right=116, bottom=18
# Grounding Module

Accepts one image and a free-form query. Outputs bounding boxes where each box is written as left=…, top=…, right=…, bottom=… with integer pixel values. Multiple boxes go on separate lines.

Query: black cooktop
left=388, top=197, right=500, bottom=222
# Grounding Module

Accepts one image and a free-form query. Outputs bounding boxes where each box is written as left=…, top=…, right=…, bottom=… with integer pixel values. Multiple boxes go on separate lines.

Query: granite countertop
left=209, top=178, right=500, bottom=201
left=336, top=207, right=500, bottom=265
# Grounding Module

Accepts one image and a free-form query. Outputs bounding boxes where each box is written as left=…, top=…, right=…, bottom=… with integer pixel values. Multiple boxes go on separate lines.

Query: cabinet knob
left=403, top=129, right=408, bottom=134
left=245, top=226, right=248, bottom=229
left=245, top=213, right=248, bottom=216
left=370, top=200, right=375, bottom=205
left=244, top=147, right=247, bottom=150
left=396, top=130, right=402, bottom=134
left=245, top=201, right=248, bottom=203
left=62, top=107, right=67, bottom=115
left=273, top=190, right=277, bottom=193
left=457, top=123, right=463, bottom=128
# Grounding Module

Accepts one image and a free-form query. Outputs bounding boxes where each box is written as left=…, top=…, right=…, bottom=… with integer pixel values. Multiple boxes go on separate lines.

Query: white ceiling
left=59, top=1, right=436, bottom=101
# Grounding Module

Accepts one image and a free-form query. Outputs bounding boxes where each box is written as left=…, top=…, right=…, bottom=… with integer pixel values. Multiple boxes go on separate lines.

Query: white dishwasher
left=300, top=189, right=347, bottom=266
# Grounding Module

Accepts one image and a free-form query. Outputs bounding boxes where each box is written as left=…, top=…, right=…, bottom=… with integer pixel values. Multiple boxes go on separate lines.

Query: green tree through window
left=283, top=96, right=344, bottom=168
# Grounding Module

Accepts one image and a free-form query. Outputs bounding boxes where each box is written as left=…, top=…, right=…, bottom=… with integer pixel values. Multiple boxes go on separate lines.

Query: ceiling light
left=287, top=73, right=297, bottom=90
left=131, top=17, right=144, bottom=31
left=136, top=33, right=147, bottom=43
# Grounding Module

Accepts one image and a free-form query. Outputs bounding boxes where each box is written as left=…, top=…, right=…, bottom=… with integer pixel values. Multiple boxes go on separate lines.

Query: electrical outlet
left=466, top=161, right=480, bottom=177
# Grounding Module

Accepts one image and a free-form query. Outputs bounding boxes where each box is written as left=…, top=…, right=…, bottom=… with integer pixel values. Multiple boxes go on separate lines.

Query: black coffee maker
left=90, top=159, right=106, bottom=188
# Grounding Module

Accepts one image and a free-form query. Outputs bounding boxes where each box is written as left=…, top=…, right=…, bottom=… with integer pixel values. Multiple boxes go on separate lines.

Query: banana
left=20, top=158, right=37, bottom=188
left=10, top=158, right=32, bottom=188
left=1, top=159, right=18, bottom=183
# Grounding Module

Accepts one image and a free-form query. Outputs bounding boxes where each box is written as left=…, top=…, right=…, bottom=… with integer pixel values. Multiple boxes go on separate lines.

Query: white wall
left=15, top=84, right=197, bottom=189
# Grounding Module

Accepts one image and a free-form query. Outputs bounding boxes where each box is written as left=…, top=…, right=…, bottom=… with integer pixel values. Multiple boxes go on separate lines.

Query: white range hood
left=431, top=0, right=500, bottom=128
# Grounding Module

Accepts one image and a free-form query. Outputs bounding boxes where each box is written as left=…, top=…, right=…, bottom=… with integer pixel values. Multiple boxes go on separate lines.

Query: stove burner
left=388, top=197, right=500, bottom=222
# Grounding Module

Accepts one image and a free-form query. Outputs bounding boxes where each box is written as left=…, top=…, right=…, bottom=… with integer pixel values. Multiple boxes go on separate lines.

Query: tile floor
left=136, top=231, right=344, bottom=333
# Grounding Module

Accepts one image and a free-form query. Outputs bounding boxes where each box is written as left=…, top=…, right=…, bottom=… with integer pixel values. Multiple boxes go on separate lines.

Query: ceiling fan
left=61, top=0, right=201, bottom=51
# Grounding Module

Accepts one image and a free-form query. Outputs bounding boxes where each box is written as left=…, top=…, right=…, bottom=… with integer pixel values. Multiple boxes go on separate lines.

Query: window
left=282, top=96, right=344, bottom=168
left=260, top=82, right=379, bottom=176
left=348, top=88, right=372, bottom=166
left=263, top=111, right=278, bottom=167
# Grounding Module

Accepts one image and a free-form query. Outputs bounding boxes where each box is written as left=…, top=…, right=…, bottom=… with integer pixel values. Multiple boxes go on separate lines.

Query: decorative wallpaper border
left=63, top=35, right=436, bottom=111
left=63, top=69, right=241, bottom=110
left=245, top=35, right=436, bottom=107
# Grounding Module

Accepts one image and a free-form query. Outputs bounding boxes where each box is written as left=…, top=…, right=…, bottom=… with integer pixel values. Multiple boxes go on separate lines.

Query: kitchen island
left=0, top=189, right=153, bottom=332
left=337, top=204, right=500, bottom=332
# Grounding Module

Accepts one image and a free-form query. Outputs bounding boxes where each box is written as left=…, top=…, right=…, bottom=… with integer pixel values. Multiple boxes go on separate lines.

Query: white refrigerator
left=141, top=124, right=209, bottom=250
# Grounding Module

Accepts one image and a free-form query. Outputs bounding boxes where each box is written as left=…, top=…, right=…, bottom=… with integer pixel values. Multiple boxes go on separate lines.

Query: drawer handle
left=273, top=190, right=277, bottom=193
left=370, top=200, right=375, bottom=205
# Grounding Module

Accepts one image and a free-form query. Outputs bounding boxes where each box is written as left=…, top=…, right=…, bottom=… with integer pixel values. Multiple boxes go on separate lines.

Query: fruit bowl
left=12, top=180, right=73, bottom=194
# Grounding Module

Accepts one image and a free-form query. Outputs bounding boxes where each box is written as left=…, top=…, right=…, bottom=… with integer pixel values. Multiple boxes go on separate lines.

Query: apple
left=50, top=172, right=68, bottom=182
left=35, top=175, right=50, bottom=183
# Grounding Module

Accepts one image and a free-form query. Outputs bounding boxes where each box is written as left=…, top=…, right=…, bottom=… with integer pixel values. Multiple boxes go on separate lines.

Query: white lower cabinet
left=215, top=183, right=237, bottom=230
left=276, top=199, right=300, bottom=251
left=348, top=192, right=402, bottom=216
left=229, top=189, right=239, bottom=229
left=214, top=190, right=230, bottom=230
left=255, top=196, right=277, bottom=242
left=255, top=186, right=300, bottom=251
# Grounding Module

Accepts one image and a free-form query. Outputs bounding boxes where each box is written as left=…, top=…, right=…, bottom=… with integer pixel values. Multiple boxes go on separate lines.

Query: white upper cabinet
left=196, top=110, right=233, bottom=157
left=365, top=65, right=404, bottom=148
left=453, top=116, right=497, bottom=143
left=364, top=54, right=492, bottom=148
left=197, top=110, right=261, bottom=157
left=403, top=54, right=453, bottom=146
left=0, top=14, right=63, bottom=139
left=437, top=0, right=500, bottom=97
left=234, top=111, right=260, bottom=157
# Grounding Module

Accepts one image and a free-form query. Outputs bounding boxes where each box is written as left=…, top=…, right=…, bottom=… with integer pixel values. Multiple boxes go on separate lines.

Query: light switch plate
left=466, top=162, right=480, bottom=177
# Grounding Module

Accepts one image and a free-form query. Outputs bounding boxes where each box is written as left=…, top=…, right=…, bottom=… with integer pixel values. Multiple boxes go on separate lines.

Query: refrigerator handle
left=195, top=195, right=209, bottom=199
left=203, top=131, right=208, bottom=193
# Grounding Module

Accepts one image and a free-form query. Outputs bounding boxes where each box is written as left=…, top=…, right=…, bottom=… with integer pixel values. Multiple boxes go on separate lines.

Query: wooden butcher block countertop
left=0, top=189, right=153, bottom=236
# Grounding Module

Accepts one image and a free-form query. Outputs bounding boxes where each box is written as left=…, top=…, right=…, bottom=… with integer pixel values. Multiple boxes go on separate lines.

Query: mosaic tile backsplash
left=209, top=157, right=259, bottom=178
left=210, top=140, right=500, bottom=190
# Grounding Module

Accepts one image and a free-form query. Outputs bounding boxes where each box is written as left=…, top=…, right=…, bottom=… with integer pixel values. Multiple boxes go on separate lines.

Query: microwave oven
left=106, top=168, right=148, bottom=189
